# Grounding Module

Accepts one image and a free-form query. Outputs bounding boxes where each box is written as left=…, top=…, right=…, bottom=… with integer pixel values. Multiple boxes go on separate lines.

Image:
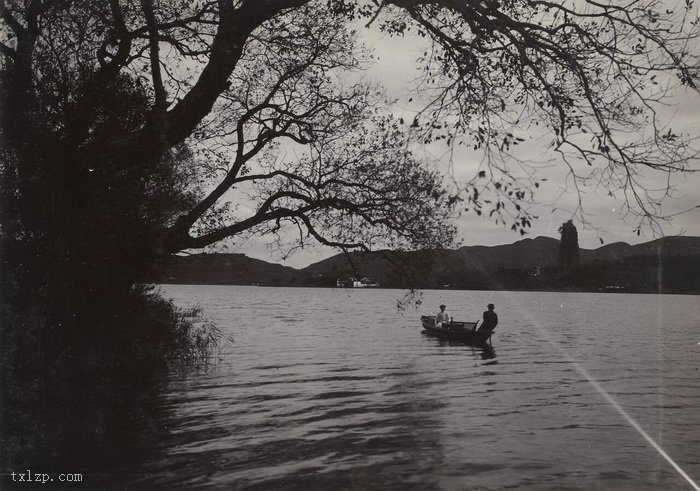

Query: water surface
left=129, top=286, right=700, bottom=490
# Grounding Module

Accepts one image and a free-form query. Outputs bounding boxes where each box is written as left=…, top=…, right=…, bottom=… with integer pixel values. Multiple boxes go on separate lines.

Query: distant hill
left=158, top=253, right=298, bottom=286
left=155, top=236, right=700, bottom=294
left=584, top=236, right=700, bottom=262
left=456, top=236, right=560, bottom=270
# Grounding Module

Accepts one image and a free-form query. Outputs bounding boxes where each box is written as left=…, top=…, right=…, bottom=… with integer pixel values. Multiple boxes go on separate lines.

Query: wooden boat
left=420, top=315, right=494, bottom=345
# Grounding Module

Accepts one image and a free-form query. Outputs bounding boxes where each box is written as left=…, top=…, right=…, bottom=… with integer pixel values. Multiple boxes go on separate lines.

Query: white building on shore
left=336, top=276, right=379, bottom=288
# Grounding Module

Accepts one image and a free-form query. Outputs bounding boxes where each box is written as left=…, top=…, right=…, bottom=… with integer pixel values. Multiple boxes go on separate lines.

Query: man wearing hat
left=479, top=303, right=498, bottom=333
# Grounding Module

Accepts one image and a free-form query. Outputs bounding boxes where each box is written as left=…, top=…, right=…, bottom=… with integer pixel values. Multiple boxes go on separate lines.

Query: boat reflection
left=479, top=345, right=498, bottom=364
left=426, top=335, right=498, bottom=364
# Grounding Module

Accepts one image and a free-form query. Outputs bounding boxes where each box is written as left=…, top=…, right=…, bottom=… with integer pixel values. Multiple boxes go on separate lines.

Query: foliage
left=0, top=51, right=209, bottom=466
left=126, top=284, right=229, bottom=364
left=0, top=283, right=222, bottom=470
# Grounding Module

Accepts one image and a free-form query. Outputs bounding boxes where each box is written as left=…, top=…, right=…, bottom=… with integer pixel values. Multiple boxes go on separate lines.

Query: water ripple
left=128, top=286, right=700, bottom=490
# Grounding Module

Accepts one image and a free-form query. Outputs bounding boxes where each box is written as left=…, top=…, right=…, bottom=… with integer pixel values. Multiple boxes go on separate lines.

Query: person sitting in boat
left=435, top=304, right=450, bottom=328
left=479, top=304, right=498, bottom=333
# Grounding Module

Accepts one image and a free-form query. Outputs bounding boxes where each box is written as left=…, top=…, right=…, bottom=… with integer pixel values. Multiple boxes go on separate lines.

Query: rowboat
left=420, top=315, right=494, bottom=345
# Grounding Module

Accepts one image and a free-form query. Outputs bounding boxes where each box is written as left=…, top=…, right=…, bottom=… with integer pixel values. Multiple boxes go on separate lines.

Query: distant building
left=598, top=285, right=626, bottom=292
left=336, top=276, right=379, bottom=288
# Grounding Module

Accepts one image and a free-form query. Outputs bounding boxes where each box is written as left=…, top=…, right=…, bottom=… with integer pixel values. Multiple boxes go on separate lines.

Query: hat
left=487, top=303, right=495, bottom=309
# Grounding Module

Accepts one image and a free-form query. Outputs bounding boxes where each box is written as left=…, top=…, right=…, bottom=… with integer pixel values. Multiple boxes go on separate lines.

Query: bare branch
left=140, top=0, right=167, bottom=114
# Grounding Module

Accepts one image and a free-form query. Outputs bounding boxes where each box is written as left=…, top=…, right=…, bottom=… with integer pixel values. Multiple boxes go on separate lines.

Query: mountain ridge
left=156, top=235, right=700, bottom=294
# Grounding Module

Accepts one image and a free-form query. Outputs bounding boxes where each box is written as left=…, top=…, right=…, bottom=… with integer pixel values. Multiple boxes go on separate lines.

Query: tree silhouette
left=3, top=0, right=698, bottom=264
left=558, top=220, right=580, bottom=270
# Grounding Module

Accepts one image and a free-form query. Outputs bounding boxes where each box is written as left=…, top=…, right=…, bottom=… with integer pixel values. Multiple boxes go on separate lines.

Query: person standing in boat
left=435, top=304, right=450, bottom=328
left=479, top=304, right=498, bottom=333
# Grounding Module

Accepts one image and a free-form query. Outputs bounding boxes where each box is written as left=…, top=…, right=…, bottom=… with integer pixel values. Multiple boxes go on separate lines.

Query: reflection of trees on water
left=2, top=370, right=167, bottom=487
left=48, top=334, right=496, bottom=489
left=126, top=367, right=448, bottom=490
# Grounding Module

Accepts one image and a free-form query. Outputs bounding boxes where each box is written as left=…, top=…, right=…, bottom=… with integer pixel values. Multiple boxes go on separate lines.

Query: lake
left=127, top=286, right=700, bottom=490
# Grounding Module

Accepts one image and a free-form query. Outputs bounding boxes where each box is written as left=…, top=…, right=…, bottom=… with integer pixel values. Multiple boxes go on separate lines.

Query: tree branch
left=93, top=0, right=313, bottom=169
left=62, top=0, right=133, bottom=152
left=0, top=0, right=25, bottom=36
left=140, top=0, right=168, bottom=114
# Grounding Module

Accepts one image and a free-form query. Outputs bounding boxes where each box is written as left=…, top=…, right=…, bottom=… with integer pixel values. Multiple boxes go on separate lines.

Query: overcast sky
left=231, top=18, right=700, bottom=269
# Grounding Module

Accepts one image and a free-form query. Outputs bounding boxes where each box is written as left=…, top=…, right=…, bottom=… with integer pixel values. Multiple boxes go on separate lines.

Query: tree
left=2, top=0, right=698, bottom=262
left=558, top=219, right=580, bottom=270
left=1, top=2, right=456, bottom=308
left=163, top=6, right=456, bottom=255
left=1, top=4, right=456, bottom=460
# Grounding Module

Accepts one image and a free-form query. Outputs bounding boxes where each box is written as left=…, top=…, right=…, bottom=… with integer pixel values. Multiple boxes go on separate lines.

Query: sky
left=231, top=10, right=700, bottom=269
